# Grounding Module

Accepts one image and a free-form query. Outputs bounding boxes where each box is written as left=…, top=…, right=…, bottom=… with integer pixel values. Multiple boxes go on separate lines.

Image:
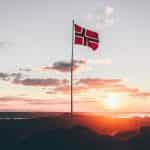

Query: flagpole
left=71, top=20, right=74, bottom=122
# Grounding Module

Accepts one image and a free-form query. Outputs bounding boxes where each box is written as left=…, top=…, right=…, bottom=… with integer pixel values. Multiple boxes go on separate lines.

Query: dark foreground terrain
left=0, top=113, right=150, bottom=150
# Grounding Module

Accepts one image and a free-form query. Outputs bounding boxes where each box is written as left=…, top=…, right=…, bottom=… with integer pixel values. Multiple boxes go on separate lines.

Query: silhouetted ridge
left=17, top=125, right=132, bottom=150
left=129, top=126, right=150, bottom=150
left=0, top=113, right=150, bottom=150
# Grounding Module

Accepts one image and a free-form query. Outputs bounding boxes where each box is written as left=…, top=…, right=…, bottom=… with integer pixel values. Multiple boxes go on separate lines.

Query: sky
left=0, top=0, right=150, bottom=112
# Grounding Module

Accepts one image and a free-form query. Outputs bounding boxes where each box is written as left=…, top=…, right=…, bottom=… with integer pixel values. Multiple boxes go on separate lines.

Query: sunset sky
left=0, top=0, right=150, bottom=112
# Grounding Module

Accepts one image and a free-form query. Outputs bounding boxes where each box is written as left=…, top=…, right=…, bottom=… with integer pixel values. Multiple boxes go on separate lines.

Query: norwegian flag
left=74, top=24, right=99, bottom=51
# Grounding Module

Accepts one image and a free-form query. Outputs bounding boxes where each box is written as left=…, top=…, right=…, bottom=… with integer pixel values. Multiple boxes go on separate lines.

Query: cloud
left=19, top=68, right=32, bottom=72
left=28, top=100, right=96, bottom=105
left=0, top=96, right=46, bottom=103
left=53, top=85, right=89, bottom=94
left=0, top=96, right=18, bottom=102
left=0, top=96, right=96, bottom=105
left=96, top=6, right=114, bottom=28
left=1, top=70, right=149, bottom=100
left=0, top=72, right=9, bottom=81
left=0, top=71, right=69, bottom=88
left=77, top=78, right=150, bottom=99
left=46, top=90, right=56, bottom=94
left=0, top=41, right=9, bottom=48
left=104, top=84, right=150, bottom=98
left=0, top=72, right=22, bottom=81
left=13, top=78, right=68, bottom=87
left=106, top=84, right=139, bottom=93
left=46, top=78, right=122, bottom=95
left=47, top=78, right=122, bottom=95
left=15, top=60, right=87, bottom=74
left=83, top=5, right=115, bottom=30
left=78, top=78, right=121, bottom=88
left=42, top=60, right=87, bottom=73
left=129, top=91, right=150, bottom=98
left=0, top=76, right=150, bottom=112
left=47, top=77, right=150, bottom=99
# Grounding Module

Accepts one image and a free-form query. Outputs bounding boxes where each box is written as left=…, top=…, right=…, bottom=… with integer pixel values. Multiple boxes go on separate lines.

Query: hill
left=0, top=113, right=150, bottom=150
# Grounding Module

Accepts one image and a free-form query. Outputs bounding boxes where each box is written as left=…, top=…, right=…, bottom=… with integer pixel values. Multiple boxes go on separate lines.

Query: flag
left=74, top=24, right=99, bottom=51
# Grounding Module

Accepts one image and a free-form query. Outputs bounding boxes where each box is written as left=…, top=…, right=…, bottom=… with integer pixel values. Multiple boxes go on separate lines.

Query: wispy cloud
left=82, top=6, right=115, bottom=30
left=1, top=70, right=150, bottom=100
left=0, top=96, right=96, bottom=105
left=19, top=68, right=32, bottom=72
left=0, top=71, right=69, bottom=87
left=47, top=78, right=121, bottom=94
left=0, top=72, right=22, bottom=81
left=0, top=41, right=9, bottom=48
left=77, top=78, right=150, bottom=99
left=13, top=78, right=68, bottom=87
left=49, top=77, right=150, bottom=99
left=53, top=85, right=89, bottom=94
left=41, top=59, right=87, bottom=73
left=129, top=91, right=150, bottom=98
left=78, top=78, right=121, bottom=88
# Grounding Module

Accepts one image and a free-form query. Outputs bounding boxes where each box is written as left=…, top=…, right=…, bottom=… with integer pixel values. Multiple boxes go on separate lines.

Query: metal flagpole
left=71, top=20, right=74, bottom=121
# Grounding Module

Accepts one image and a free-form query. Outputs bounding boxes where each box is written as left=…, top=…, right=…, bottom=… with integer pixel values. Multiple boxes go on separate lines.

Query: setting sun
left=105, top=94, right=120, bottom=110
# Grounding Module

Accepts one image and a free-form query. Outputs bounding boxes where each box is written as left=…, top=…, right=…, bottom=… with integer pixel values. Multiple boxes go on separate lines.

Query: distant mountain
left=129, top=126, right=150, bottom=150
left=18, top=125, right=132, bottom=150
left=0, top=113, right=150, bottom=150
left=114, top=130, right=139, bottom=140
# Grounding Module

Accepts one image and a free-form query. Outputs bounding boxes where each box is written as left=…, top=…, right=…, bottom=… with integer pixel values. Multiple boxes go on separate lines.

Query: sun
left=105, top=94, right=120, bottom=110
